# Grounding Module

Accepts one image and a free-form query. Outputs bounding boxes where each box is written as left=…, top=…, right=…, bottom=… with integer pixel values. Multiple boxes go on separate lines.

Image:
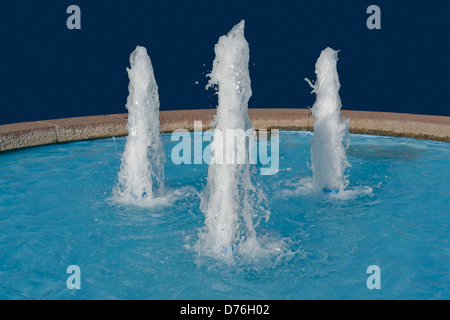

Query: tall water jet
left=114, top=46, right=166, bottom=205
left=197, top=20, right=268, bottom=259
left=306, top=48, right=350, bottom=194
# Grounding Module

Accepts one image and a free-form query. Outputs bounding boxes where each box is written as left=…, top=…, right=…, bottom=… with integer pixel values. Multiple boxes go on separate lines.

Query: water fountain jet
left=114, top=46, right=166, bottom=205
left=196, top=20, right=269, bottom=260
left=306, top=47, right=350, bottom=194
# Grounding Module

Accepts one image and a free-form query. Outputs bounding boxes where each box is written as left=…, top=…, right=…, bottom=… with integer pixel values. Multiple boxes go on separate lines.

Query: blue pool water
left=0, top=131, right=448, bottom=299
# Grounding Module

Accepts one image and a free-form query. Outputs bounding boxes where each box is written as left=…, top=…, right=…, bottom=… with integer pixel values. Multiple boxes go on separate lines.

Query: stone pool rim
left=1, top=109, right=449, bottom=152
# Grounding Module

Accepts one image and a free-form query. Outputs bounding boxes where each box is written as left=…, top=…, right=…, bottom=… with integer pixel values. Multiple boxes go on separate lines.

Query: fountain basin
left=1, top=109, right=449, bottom=153
left=0, top=130, right=448, bottom=299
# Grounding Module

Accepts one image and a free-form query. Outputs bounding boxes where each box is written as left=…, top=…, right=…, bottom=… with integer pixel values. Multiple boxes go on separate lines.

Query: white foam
left=276, top=177, right=373, bottom=201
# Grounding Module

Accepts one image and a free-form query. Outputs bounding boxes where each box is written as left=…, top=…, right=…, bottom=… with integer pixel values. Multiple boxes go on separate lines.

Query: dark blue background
left=0, top=0, right=449, bottom=125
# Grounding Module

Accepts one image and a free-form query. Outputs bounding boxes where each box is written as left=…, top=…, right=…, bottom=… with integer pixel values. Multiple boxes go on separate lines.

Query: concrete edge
left=1, top=109, right=449, bottom=152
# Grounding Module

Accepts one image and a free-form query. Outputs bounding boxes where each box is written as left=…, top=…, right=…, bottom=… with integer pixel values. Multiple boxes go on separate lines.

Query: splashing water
left=305, top=48, right=350, bottom=194
left=195, top=20, right=274, bottom=261
left=114, top=46, right=166, bottom=206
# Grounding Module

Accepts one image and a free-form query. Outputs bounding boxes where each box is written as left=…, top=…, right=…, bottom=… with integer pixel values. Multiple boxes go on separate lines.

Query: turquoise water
left=0, top=131, right=448, bottom=299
